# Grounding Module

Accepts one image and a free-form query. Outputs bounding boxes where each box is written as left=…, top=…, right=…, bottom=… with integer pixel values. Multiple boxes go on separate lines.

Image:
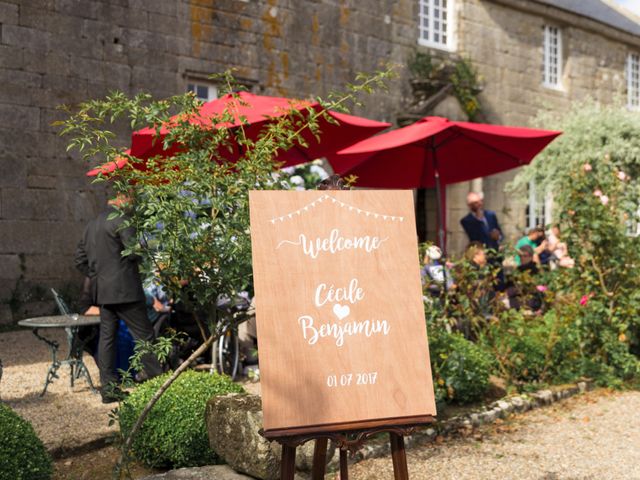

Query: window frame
left=417, top=0, right=456, bottom=52
left=526, top=181, right=553, bottom=231
left=627, top=52, right=640, bottom=110
left=187, top=81, right=218, bottom=102
left=542, top=25, right=563, bottom=90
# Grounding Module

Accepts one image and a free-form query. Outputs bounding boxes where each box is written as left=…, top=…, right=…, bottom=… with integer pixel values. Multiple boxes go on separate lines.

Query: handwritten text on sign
left=249, top=190, right=436, bottom=432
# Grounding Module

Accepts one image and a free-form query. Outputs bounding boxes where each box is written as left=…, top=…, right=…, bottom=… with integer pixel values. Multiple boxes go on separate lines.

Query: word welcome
left=298, top=315, right=391, bottom=347
left=277, top=228, right=388, bottom=259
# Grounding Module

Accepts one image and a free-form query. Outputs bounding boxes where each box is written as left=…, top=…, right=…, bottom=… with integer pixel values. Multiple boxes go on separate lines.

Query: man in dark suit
left=460, top=191, right=503, bottom=251
left=75, top=194, right=162, bottom=403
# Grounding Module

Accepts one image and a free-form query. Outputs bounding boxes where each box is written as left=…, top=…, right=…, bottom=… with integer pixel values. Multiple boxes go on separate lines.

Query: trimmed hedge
left=0, top=403, right=52, bottom=480
left=118, top=370, right=244, bottom=468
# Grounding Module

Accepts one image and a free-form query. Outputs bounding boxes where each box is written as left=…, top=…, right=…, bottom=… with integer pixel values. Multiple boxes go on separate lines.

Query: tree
left=58, top=70, right=392, bottom=476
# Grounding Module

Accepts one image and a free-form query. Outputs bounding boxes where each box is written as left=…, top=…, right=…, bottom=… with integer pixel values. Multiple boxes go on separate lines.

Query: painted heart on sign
left=333, top=303, right=350, bottom=320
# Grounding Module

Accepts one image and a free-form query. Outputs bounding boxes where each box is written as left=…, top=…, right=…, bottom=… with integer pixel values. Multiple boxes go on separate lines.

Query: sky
left=614, top=0, right=640, bottom=16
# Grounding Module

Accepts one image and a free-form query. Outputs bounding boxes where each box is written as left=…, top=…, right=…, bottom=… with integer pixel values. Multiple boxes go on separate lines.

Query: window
left=526, top=181, right=552, bottom=230
left=418, top=0, right=455, bottom=50
left=627, top=53, right=640, bottom=109
left=187, top=82, right=218, bottom=102
left=542, top=25, right=562, bottom=89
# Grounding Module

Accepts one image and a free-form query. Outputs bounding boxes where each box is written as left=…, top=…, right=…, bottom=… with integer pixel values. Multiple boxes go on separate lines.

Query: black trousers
left=98, top=301, right=163, bottom=387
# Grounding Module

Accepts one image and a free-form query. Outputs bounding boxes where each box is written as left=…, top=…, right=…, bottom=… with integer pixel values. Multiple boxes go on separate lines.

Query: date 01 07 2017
left=327, top=372, right=378, bottom=387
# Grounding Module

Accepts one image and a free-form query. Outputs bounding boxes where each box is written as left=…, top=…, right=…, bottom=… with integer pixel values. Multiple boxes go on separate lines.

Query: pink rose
left=583, top=163, right=592, bottom=172
left=536, top=285, right=548, bottom=292
left=580, top=295, right=589, bottom=306
left=617, top=171, right=627, bottom=181
left=600, top=195, right=609, bottom=205
left=593, top=189, right=602, bottom=197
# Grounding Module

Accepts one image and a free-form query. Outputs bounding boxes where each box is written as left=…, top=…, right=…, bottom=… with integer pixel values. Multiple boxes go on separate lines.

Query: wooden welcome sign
left=249, top=190, right=436, bottom=436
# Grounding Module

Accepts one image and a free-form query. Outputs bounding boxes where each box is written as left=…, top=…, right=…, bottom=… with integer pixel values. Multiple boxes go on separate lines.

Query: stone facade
left=0, top=0, right=638, bottom=321
left=444, top=0, right=640, bottom=253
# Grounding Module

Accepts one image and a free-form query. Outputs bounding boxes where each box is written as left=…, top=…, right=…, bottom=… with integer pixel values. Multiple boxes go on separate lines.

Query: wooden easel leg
left=311, top=438, right=328, bottom=480
left=281, top=444, right=296, bottom=480
left=390, top=433, right=409, bottom=480
left=339, top=448, right=349, bottom=480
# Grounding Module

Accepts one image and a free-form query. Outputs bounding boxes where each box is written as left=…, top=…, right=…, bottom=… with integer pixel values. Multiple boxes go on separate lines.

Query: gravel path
left=346, top=389, right=640, bottom=480
left=0, top=329, right=117, bottom=454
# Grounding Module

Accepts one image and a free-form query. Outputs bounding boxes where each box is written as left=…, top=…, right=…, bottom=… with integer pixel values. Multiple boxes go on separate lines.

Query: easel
left=257, top=180, right=436, bottom=479
left=264, top=415, right=434, bottom=480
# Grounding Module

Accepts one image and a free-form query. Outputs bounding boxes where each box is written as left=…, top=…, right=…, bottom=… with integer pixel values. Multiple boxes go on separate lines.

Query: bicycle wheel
left=216, top=327, right=240, bottom=380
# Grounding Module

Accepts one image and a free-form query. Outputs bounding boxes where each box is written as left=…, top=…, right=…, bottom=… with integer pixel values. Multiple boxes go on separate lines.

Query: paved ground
left=346, top=389, right=640, bottom=480
left=0, top=328, right=117, bottom=454
left=0, top=327, right=259, bottom=474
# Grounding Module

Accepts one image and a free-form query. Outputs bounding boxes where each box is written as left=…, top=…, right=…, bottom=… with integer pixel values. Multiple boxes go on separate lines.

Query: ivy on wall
left=407, top=51, right=483, bottom=121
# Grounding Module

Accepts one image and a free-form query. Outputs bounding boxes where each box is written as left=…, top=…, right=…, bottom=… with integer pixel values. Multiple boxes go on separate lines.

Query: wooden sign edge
left=262, top=414, right=436, bottom=439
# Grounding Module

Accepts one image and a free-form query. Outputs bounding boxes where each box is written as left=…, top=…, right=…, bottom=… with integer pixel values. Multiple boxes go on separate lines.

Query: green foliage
left=478, top=310, right=580, bottom=386
left=59, top=70, right=393, bottom=330
left=513, top=101, right=640, bottom=383
left=408, top=52, right=482, bottom=120
left=59, top=69, right=394, bottom=477
left=428, top=327, right=493, bottom=404
left=424, top=104, right=640, bottom=391
left=118, top=370, right=244, bottom=468
left=0, top=403, right=52, bottom=480
left=450, top=58, right=482, bottom=120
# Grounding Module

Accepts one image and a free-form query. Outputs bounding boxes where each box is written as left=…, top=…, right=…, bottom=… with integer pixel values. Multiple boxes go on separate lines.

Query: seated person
left=238, top=297, right=258, bottom=372
left=547, top=225, right=575, bottom=268
left=461, top=242, right=495, bottom=318
left=465, top=241, right=487, bottom=269
left=421, top=245, right=454, bottom=296
left=144, top=278, right=172, bottom=337
left=515, top=226, right=547, bottom=265
left=507, top=245, right=542, bottom=311
left=517, top=245, right=539, bottom=275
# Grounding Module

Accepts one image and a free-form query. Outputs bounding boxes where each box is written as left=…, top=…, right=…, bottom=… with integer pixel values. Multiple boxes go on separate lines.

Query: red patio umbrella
left=87, top=91, right=390, bottom=176
left=330, top=116, right=562, bottom=249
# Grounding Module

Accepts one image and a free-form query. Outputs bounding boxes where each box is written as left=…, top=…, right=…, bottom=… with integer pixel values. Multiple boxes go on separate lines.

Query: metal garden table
left=18, top=315, right=101, bottom=396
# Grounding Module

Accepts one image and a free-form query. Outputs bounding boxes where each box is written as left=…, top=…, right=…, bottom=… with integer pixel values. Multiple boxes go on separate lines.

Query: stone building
left=0, top=0, right=638, bottom=322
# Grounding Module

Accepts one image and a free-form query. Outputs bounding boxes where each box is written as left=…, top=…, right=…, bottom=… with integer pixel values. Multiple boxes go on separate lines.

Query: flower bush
left=422, top=102, right=640, bottom=401
left=514, top=101, right=640, bottom=383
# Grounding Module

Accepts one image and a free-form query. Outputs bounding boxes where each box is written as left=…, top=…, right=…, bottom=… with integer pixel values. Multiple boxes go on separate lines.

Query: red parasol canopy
left=330, top=116, right=562, bottom=188
left=330, top=116, right=562, bottom=250
left=87, top=91, right=390, bottom=176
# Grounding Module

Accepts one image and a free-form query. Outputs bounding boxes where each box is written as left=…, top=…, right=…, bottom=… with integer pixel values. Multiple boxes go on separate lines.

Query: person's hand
left=489, top=229, right=501, bottom=241
left=152, top=297, right=169, bottom=312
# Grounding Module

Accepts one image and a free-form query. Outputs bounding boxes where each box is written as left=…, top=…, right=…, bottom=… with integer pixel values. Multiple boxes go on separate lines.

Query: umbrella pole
left=431, top=143, right=446, bottom=256
left=431, top=143, right=450, bottom=296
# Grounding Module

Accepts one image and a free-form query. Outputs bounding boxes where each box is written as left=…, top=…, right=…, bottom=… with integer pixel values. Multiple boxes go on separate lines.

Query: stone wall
left=0, top=0, right=638, bottom=321
left=442, top=0, right=639, bottom=253
left=0, top=0, right=421, bottom=323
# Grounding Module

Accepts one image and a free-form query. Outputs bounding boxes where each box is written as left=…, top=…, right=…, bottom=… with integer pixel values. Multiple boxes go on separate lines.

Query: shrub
left=0, top=403, right=52, bottom=480
left=512, top=101, right=640, bottom=382
left=428, top=329, right=493, bottom=404
left=118, top=370, right=244, bottom=468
